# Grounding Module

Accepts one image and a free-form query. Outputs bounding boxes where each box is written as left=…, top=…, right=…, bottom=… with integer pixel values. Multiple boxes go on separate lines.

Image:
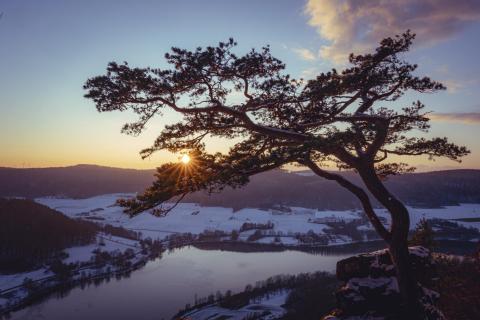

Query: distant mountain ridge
left=1, top=165, right=479, bottom=210
left=0, top=165, right=155, bottom=199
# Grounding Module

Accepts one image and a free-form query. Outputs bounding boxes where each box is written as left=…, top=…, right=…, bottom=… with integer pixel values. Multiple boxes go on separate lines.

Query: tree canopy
left=84, top=31, right=469, bottom=218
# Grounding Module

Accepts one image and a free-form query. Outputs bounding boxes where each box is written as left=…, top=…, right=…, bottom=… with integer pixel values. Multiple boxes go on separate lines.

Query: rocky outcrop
left=323, top=246, right=445, bottom=320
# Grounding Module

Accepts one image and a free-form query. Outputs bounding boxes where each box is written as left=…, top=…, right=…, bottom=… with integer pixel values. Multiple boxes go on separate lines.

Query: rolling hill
left=1, top=165, right=479, bottom=210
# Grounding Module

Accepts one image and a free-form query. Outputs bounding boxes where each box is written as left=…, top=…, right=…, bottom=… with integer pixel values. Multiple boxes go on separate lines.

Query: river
left=8, top=244, right=375, bottom=320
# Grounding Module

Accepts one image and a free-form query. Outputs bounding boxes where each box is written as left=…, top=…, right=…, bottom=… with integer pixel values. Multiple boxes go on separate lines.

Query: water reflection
left=8, top=244, right=382, bottom=320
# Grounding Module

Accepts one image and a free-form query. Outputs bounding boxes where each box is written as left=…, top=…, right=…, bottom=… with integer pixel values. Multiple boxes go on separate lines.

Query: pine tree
left=84, top=31, right=469, bottom=318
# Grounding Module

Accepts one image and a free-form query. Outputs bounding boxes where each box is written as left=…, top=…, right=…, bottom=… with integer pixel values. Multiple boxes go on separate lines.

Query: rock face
left=323, top=246, right=445, bottom=320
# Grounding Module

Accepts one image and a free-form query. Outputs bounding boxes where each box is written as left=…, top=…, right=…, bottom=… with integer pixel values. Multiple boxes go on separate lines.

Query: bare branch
left=302, top=158, right=391, bottom=243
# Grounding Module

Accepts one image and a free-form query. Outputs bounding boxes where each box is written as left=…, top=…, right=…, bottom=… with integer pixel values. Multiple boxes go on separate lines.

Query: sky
left=1, top=0, right=480, bottom=170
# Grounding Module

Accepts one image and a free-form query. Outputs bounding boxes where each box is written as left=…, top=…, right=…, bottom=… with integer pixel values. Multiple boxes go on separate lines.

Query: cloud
left=293, top=47, right=317, bottom=61
left=300, top=67, right=321, bottom=80
left=305, top=0, right=480, bottom=64
left=442, top=79, right=464, bottom=93
left=444, top=78, right=479, bottom=93
left=429, top=112, right=480, bottom=124
left=431, top=65, right=479, bottom=93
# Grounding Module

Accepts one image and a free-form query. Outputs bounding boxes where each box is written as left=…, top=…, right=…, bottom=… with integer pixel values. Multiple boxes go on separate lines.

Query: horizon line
left=1, top=163, right=479, bottom=174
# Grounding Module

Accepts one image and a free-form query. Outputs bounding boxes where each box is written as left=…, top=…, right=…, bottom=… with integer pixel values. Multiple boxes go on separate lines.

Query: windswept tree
left=84, top=32, right=468, bottom=317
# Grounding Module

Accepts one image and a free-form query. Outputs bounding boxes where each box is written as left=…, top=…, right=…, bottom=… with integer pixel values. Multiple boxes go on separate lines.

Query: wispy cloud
left=293, top=48, right=317, bottom=61
left=300, top=67, right=321, bottom=80
left=442, top=80, right=464, bottom=93
left=429, top=112, right=480, bottom=124
left=305, top=0, right=480, bottom=64
left=431, top=65, right=479, bottom=93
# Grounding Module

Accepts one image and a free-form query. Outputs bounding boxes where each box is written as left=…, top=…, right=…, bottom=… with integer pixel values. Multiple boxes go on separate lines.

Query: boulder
left=336, top=276, right=401, bottom=315
left=336, top=246, right=435, bottom=284
left=324, top=246, right=445, bottom=320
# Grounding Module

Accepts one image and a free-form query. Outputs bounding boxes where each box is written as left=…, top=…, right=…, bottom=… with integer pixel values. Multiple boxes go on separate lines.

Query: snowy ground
left=0, top=231, right=152, bottom=315
left=35, top=194, right=480, bottom=241
left=3, top=195, right=478, bottom=298
left=2, top=194, right=480, bottom=315
left=382, top=204, right=480, bottom=231
left=0, top=269, right=52, bottom=294
left=0, top=234, right=140, bottom=293
left=182, top=290, right=290, bottom=320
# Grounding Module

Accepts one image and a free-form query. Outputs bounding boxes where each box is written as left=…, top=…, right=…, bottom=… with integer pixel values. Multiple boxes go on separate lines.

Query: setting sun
left=180, top=154, right=191, bottom=164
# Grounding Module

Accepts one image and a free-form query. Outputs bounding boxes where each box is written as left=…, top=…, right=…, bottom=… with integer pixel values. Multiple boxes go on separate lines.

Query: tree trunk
left=357, top=164, right=424, bottom=318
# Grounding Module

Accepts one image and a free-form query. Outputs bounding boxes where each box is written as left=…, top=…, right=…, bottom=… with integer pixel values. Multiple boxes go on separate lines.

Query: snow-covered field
left=2, top=194, right=480, bottom=316
left=0, top=234, right=140, bottom=293
left=2, top=194, right=478, bottom=302
left=35, top=194, right=480, bottom=241
left=0, top=230, right=150, bottom=313
left=182, top=290, right=290, bottom=320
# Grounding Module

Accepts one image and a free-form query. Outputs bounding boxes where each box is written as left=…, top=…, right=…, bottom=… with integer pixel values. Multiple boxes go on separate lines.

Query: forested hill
left=189, top=169, right=480, bottom=210
left=0, top=165, right=155, bottom=199
left=1, top=165, right=479, bottom=209
left=0, top=198, right=98, bottom=273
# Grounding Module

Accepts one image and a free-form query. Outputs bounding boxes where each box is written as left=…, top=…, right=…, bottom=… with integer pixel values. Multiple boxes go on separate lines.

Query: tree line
left=0, top=198, right=98, bottom=273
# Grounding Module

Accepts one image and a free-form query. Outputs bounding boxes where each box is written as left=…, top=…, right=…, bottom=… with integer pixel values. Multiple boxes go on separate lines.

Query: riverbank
left=175, top=246, right=480, bottom=320
left=2, top=235, right=476, bottom=319
left=2, top=244, right=357, bottom=320
left=2, top=193, right=479, bottom=318
left=0, top=234, right=163, bottom=316
left=0, top=237, right=379, bottom=317
left=174, top=272, right=338, bottom=320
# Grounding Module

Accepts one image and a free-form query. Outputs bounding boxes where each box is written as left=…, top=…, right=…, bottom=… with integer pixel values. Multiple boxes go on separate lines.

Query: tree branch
left=302, top=158, right=391, bottom=243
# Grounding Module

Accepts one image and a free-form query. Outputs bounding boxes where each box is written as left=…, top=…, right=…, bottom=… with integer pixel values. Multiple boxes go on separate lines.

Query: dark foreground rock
left=323, top=246, right=445, bottom=320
